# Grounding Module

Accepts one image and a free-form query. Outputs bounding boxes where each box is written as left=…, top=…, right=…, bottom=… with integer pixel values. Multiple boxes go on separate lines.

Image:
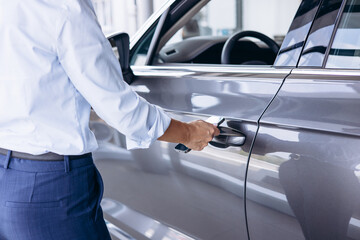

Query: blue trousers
left=0, top=151, right=111, bottom=240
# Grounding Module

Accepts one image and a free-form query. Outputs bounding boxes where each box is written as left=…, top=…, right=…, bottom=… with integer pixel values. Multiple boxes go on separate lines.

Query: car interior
left=127, top=0, right=300, bottom=68
left=157, top=34, right=279, bottom=65
left=149, top=0, right=290, bottom=66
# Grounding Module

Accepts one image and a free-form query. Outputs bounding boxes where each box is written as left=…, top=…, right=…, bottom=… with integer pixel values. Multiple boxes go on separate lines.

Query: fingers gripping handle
left=174, top=117, right=225, bottom=153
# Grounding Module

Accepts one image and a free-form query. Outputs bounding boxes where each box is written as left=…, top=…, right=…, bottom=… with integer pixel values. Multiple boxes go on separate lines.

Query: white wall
left=93, top=0, right=300, bottom=38
left=208, top=0, right=237, bottom=34
left=111, top=0, right=137, bottom=35
left=243, top=0, right=301, bottom=38
left=92, top=0, right=168, bottom=36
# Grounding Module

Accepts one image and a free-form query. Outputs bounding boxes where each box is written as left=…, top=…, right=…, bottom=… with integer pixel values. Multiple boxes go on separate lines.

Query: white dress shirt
left=0, top=0, right=171, bottom=155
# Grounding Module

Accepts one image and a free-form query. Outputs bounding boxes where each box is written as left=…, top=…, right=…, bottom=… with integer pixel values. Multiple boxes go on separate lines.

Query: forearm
left=157, top=119, right=189, bottom=144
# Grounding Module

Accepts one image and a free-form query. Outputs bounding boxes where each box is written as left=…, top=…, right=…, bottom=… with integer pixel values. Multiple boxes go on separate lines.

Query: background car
left=90, top=0, right=360, bottom=239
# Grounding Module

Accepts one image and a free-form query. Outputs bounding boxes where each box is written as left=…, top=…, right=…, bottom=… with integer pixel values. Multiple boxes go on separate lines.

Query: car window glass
left=326, top=0, right=360, bottom=69
left=298, top=0, right=344, bottom=67
left=274, top=0, right=321, bottom=67
left=156, top=0, right=300, bottom=65
left=131, top=26, right=157, bottom=66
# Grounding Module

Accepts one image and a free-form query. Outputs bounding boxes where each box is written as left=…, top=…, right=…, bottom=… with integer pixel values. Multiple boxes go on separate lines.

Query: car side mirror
left=108, top=33, right=134, bottom=84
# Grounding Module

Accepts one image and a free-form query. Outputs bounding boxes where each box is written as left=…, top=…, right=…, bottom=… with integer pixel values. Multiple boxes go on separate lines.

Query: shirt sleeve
left=56, top=0, right=171, bottom=149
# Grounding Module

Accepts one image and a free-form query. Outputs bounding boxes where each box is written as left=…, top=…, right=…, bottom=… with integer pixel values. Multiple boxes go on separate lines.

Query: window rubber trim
left=321, top=0, right=348, bottom=68
left=145, top=7, right=171, bottom=65
left=295, top=0, right=325, bottom=67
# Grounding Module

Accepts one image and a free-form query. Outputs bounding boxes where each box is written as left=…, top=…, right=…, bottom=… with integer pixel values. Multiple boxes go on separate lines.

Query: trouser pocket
left=1, top=170, right=65, bottom=208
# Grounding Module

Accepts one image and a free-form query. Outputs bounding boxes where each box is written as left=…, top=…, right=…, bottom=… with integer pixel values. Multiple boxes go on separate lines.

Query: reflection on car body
left=298, top=0, right=343, bottom=66
left=91, top=0, right=360, bottom=239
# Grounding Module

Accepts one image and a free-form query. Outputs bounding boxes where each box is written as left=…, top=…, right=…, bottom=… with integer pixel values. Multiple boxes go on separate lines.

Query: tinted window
left=131, top=27, right=157, bottom=66
left=274, top=0, right=321, bottom=67
left=326, top=0, right=360, bottom=69
left=298, top=0, right=343, bottom=67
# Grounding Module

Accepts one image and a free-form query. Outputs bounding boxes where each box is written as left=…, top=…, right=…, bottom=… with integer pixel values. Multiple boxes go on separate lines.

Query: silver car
left=91, top=0, right=360, bottom=239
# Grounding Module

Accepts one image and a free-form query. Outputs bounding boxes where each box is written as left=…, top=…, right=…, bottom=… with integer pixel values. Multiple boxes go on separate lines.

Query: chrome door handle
left=210, top=126, right=246, bottom=148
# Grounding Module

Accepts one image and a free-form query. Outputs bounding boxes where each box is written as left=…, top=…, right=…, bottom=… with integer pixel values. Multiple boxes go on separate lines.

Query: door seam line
left=243, top=68, right=294, bottom=240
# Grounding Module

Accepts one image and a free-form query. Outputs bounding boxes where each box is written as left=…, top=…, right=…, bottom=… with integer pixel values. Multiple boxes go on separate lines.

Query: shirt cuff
left=125, top=106, right=171, bottom=150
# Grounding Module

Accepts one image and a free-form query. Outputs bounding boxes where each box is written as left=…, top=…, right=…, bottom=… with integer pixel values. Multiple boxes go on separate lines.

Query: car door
left=246, top=0, right=360, bottom=239
left=92, top=0, right=302, bottom=239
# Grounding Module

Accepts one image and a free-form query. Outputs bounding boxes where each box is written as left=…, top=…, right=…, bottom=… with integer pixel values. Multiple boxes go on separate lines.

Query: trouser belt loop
left=4, top=150, right=12, bottom=169
left=64, top=155, right=70, bottom=173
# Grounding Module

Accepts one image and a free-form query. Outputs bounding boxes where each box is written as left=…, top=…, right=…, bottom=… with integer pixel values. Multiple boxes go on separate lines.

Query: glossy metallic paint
left=247, top=68, right=360, bottom=240
left=94, top=65, right=290, bottom=239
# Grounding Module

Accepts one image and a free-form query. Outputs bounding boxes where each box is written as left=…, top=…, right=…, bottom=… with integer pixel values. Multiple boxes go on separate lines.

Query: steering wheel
left=221, top=30, right=280, bottom=64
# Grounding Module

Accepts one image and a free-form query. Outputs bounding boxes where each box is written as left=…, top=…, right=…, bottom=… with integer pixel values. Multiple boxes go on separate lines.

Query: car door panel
left=246, top=69, right=360, bottom=240
left=131, top=65, right=289, bottom=120
left=94, top=0, right=318, bottom=237
left=94, top=65, right=290, bottom=239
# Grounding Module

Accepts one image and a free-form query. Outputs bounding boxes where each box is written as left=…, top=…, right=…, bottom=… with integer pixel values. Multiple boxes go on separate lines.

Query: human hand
left=183, top=120, right=220, bottom=151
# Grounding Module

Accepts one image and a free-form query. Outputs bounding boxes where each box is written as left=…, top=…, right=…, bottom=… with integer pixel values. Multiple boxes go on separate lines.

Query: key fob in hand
left=174, top=116, right=225, bottom=153
left=174, top=143, right=191, bottom=153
